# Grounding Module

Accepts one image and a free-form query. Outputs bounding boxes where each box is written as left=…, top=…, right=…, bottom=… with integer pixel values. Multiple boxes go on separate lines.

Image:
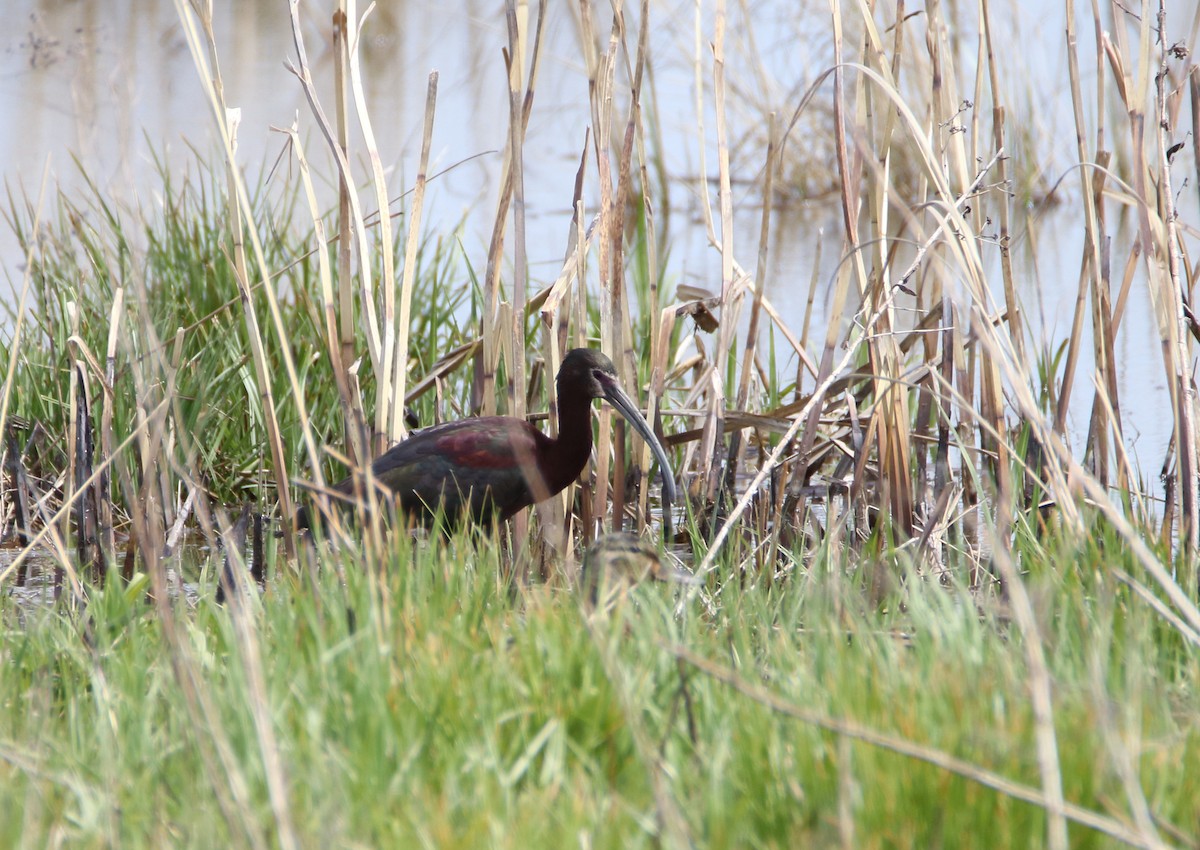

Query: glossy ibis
left=580, top=531, right=698, bottom=608
left=297, top=348, right=675, bottom=532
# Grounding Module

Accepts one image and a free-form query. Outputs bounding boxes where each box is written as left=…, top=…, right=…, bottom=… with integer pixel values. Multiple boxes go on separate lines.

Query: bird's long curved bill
left=602, top=381, right=677, bottom=530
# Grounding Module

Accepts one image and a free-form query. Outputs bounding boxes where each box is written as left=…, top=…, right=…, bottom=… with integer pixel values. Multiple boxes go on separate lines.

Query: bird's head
left=555, top=348, right=678, bottom=518
left=557, top=347, right=620, bottom=400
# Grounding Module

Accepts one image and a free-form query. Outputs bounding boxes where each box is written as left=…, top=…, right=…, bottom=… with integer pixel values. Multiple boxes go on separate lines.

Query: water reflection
left=1, top=542, right=208, bottom=615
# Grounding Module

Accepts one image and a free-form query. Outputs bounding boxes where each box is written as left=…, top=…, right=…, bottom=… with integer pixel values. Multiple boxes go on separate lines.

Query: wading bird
left=297, top=348, right=675, bottom=533
left=580, top=531, right=698, bottom=609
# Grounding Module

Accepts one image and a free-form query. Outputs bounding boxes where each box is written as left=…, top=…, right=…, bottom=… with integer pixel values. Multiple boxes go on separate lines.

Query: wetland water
left=0, top=0, right=1194, bottom=488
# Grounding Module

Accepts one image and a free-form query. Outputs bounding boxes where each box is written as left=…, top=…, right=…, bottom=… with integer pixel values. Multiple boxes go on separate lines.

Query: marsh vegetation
left=1, top=0, right=1199, bottom=847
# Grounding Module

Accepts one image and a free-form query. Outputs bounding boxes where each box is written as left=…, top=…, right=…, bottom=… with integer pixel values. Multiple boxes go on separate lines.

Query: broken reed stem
left=1058, top=0, right=1103, bottom=450
left=479, top=4, right=540, bottom=421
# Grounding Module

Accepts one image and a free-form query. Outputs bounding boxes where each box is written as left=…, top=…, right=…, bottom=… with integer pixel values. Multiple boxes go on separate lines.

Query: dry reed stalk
left=1082, top=147, right=1123, bottom=489
left=177, top=3, right=303, bottom=558
left=772, top=56, right=863, bottom=539
left=0, top=169, right=48, bottom=468
left=1105, top=0, right=1199, bottom=558
left=937, top=0, right=1009, bottom=538
left=503, top=1, right=535, bottom=557
left=650, top=308, right=677, bottom=535
left=840, top=0, right=915, bottom=539
left=277, top=123, right=343, bottom=501
left=911, top=302, right=938, bottom=510
left=912, top=4, right=968, bottom=545
left=1151, top=2, right=1199, bottom=563
left=631, top=0, right=661, bottom=532
left=1192, top=66, right=1200, bottom=206
left=726, top=114, right=778, bottom=507
left=505, top=1, right=529, bottom=429
left=979, top=0, right=1024, bottom=370
left=63, top=301, right=80, bottom=593
left=706, top=0, right=734, bottom=504
left=789, top=227, right=856, bottom=541
left=579, top=3, right=620, bottom=535
left=976, top=0, right=1030, bottom=559
left=537, top=166, right=594, bottom=561
left=332, top=7, right=359, bottom=464
left=682, top=0, right=726, bottom=514
left=342, top=0, right=402, bottom=449
left=477, top=2, right=545, bottom=430
left=98, top=285, right=121, bottom=566
left=286, top=0, right=382, bottom=381
left=1058, top=0, right=1106, bottom=468
left=608, top=0, right=653, bottom=531
left=391, top=72, right=439, bottom=440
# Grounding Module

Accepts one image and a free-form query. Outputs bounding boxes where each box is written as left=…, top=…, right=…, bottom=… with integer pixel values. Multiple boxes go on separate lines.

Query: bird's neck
left=547, top=388, right=595, bottom=490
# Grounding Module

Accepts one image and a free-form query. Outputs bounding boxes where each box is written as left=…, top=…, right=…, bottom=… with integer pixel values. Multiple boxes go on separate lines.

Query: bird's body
left=580, top=531, right=699, bottom=609
left=298, top=348, right=675, bottom=532
left=357, top=415, right=583, bottom=524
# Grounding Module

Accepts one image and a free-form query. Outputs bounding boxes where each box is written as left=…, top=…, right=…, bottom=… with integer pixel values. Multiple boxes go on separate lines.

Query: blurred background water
left=1, top=0, right=1194, bottom=486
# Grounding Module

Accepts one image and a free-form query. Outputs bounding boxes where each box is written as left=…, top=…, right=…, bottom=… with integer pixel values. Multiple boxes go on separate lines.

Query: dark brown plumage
left=297, top=348, right=675, bottom=532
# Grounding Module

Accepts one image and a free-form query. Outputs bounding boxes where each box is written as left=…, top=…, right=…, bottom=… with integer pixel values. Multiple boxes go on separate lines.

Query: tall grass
left=2, top=515, right=1198, bottom=847
left=1, top=0, right=1199, bottom=847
